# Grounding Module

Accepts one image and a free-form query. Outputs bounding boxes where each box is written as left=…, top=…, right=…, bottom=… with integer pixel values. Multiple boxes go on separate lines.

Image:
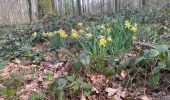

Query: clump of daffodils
left=87, top=33, right=93, bottom=39
left=124, top=20, right=138, bottom=32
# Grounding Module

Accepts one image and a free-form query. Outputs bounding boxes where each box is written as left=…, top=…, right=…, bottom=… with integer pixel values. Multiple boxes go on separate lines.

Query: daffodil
left=42, top=32, right=48, bottom=37
left=77, top=23, right=83, bottom=27
left=79, top=30, right=84, bottom=34
left=86, top=27, right=90, bottom=31
left=71, top=33, right=78, bottom=38
left=98, top=35, right=104, bottom=39
left=132, top=36, right=137, bottom=40
left=71, top=29, right=78, bottom=38
left=71, top=29, right=77, bottom=34
left=32, top=32, right=37, bottom=37
left=107, top=36, right=112, bottom=42
left=106, top=28, right=111, bottom=33
left=48, top=32, right=54, bottom=37
left=99, top=38, right=107, bottom=46
left=87, top=33, right=92, bottom=39
left=131, top=26, right=137, bottom=33
left=58, top=29, right=67, bottom=38
left=124, top=20, right=131, bottom=29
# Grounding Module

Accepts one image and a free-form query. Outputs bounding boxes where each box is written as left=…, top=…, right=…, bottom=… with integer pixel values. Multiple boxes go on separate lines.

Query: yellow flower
left=107, top=36, right=112, bottom=42
left=98, top=35, right=104, bottom=39
left=106, top=28, right=111, bottom=33
left=48, top=32, right=54, bottom=37
left=58, top=29, right=67, bottom=38
left=71, top=29, right=78, bottom=38
left=77, top=23, right=83, bottom=27
left=131, top=26, right=137, bottom=33
left=132, top=36, right=137, bottom=40
left=86, top=27, right=90, bottom=31
left=101, top=24, right=105, bottom=29
left=71, top=29, right=77, bottom=34
left=87, top=33, right=92, bottom=39
left=124, top=20, right=131, bottom=29
left=71, top=33, right=78, bottom=38
left=99, top=38, right=107, bottom=46
left=79, top=30, right=84, bottom=34
left=42, top=32, right=48, bottom=37
left=32, top=32, right=37, bottom=37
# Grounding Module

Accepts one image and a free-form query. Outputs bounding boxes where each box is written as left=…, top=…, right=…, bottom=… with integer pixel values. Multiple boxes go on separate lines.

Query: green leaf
left=5, top=87, right=14, bottom=97
left=148, top=72, right=160, bottom=86
left=155, top=44, right=169, bottom=53
left=145, top=49, right=159, bottom=58
left=72, top=59, right=81, bottom=71
left=55, top=78, right=67, bottom=90
left=81, top=82, right=92, bottom=90
left=133, top=56, right=145, bottom=67
left=79, top=52, right=90, bottom=66
left=66, top=76, right=75, bottom=82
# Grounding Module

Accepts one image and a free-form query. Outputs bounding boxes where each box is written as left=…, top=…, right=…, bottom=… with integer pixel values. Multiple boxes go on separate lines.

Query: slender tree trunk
left=77, top=0, right=82, bottom=15
left=28, top=0, right=32, bottom=22
left=115, top=0, right=118, bottom=11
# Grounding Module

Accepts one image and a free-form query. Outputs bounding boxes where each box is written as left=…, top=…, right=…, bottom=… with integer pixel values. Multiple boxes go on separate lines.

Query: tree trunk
left=28, top=0, right=32, bottom=22
left=77, top=0, right=82, bottom=15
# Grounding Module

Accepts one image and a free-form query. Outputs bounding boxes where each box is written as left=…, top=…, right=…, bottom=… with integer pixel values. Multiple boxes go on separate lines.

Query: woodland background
left=0, top=0, right=169, bottom=24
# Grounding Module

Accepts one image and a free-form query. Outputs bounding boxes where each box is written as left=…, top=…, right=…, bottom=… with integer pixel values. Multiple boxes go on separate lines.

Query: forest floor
left=0, top=10, right=170, bottom=100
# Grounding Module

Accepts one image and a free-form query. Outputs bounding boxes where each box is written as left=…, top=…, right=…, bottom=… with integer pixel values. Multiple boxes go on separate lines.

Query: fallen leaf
left=105, top=87, right=118, bottom=97
left=139, top=95, right=150, bottom=100
left=20, top=95, right=29, bottom=100
left=80, top=96, right=87, bottom=100
left=54, top=62, right=63, bottom=68
left=120, top=69, right=127, bottom=78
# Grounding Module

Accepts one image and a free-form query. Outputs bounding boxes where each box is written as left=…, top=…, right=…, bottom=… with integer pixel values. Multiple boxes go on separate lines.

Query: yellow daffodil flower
left=99, top=38, right=107, bottom=46
left=58, top=29, right=67, bottom=38
left=87, top=33, right=92, bottom=39
left=79, top=30, right=84, bottom=34
left=77, top=23, right=83, bottom=27
left=42, top=32, right=48, bottom=37
left=132, top=36, right=137, bottom=40
left=124, top=20, right=131, bottom=29
left=33, top=32, right=37, bottom=37
left=98, top=35, right=104, bottom=39
left=71, top=33, right=78, bottom=38
left=107, top=36, right=112, bottom=42
left=131, top=26, right=137, bottom=33
left=48, top=32, right=54, bottom=37
left=106, top=28, right=111, bottom=33
left=71, top=29, right=77, bottom=34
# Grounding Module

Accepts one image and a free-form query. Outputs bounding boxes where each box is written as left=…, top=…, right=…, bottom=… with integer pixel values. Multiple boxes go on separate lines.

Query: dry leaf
left=105, top=88, right=118, bottom=97
left=54, top=62, right=63, bottom=68
left=139, top=95, right=150, bottom=100
left=120, top=70, right=127, bottom=78
left=20, top=95, right=29, bottom=100
left=80, top=96, right=87, bottom=100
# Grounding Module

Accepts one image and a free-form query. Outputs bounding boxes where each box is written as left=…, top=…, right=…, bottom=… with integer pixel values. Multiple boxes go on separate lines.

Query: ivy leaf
left=148, top=67, right=160, bottom=86
left=133, top=56, right=145, bottom=67
left=81, top=82, right=92, bottom=90
left=79, top=52, right=90, bottom=66
left=72, top=59, right=81, bottom=71
left=155, top=44, right=169, bottom=53
left=55, top=78, right=67, bottom=90
left=5, top=87, right=14, bottom=97
left=145, top=49, right=159, bottom=58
